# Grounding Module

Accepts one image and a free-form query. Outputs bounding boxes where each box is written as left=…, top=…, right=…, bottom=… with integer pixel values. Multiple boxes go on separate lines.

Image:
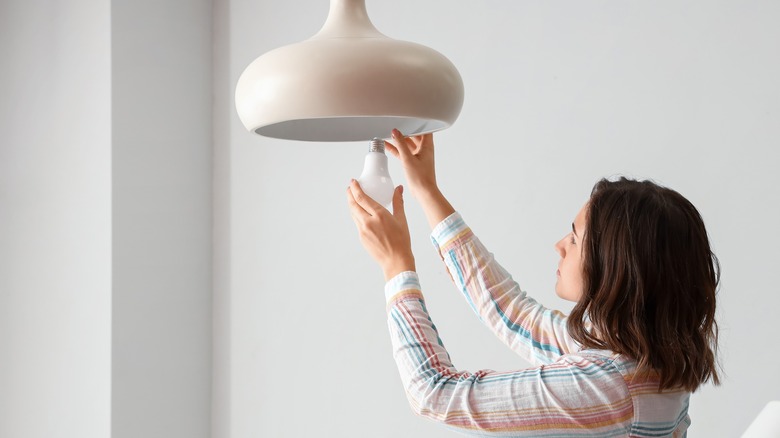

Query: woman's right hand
left=385, top=129, right=455, bottom=228
left=384, top=129, right=438, bottom=199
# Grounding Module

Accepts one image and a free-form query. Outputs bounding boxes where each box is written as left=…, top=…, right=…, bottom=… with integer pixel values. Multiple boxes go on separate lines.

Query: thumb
left=392, top=185, right=406, bottom=219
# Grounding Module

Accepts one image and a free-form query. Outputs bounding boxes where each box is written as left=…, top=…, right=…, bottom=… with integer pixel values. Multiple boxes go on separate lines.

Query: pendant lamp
left=235, top=0, right=465, bottom=142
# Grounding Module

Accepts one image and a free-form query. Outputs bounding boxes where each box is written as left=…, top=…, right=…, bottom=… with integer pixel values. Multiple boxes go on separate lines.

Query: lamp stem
left=314, top=0, right=384, bottom=38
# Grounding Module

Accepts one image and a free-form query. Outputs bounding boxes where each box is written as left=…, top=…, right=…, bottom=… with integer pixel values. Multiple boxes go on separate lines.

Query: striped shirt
left=384, top=212, right=690, bottom=437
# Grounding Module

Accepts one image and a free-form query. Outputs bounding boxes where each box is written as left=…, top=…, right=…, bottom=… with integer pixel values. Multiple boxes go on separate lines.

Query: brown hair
left=567, top=177, right=720, bottom=392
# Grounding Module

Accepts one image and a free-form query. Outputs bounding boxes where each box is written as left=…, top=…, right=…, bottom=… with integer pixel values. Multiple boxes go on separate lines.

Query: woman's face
left=554, top=203, right=588, bottom=302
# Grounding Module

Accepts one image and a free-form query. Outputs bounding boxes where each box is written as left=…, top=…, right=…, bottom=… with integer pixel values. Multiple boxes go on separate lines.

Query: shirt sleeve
left=384, top=271, right=633, bottom=436
left=430, top=212, right=581, bottom=365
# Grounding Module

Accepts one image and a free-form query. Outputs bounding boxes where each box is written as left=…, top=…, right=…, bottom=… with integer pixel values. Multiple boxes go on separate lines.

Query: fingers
left=392, top=185, right=405, bottom=219
left=390, top=129, right=434, bottom=157
left=390, top=129, right=415, bottom=159
left=348, top=179, right=381, bottom=217
left=346, top=184, right=367, bottom=225
left=384, top=141, right=400, bottom=159
left=410, top=133, right=433, bottom=155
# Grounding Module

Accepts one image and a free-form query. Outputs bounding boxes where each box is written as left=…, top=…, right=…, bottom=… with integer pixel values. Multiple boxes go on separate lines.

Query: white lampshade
left=235, top=0, right=465, bottom=142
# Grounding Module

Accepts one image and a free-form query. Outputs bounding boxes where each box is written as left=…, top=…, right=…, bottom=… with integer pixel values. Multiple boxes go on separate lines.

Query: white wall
left=0, top=1, right=213, bottom=437
left=221, top=1, right=780, bottom=437
left=111, top=0, right=213, bottom=437
left=212, top=0, right=233, bottom=436
left=0, top=1, right=112, bottom=437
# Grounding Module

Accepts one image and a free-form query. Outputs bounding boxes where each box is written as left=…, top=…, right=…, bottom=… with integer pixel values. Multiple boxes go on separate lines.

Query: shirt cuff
left=430, top=211, right=472, bottom=253
left=384, top=271, right=422, bottom=304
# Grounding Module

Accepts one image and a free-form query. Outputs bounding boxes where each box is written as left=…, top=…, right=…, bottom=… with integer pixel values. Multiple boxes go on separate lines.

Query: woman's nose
left=554, top=238, right=565, bottom=257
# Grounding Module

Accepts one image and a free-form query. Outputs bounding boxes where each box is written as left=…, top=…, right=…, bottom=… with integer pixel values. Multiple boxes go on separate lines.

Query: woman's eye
left=570, top=234, right=576, bottom=245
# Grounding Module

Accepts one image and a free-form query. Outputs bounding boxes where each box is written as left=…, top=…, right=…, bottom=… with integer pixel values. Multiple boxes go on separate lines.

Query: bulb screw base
left=368, top=137, right=385, bottom=153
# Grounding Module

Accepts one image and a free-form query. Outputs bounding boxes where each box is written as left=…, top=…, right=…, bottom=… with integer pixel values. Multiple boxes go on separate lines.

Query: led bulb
left=357, top=138, right=395, bottom=210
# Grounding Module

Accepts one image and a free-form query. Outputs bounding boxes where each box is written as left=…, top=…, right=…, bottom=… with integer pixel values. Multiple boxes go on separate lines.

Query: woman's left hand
left=347, top=179, right=416, bottom=281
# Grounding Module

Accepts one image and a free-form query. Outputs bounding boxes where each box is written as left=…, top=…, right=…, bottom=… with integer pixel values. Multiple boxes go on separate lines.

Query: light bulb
left=357, top=138, right=395, bottom=210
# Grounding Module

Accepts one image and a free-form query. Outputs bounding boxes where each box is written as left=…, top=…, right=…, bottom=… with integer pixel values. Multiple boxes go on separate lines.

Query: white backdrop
left=0, top=2, right=112, bottom=437
left=1, top=1, right=213, bottom=437
left=218, top=0, right=780, bottom=437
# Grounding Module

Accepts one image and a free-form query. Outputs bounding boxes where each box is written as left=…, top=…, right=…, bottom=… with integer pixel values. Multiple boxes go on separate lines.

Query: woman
left=346, top=129, right=720, bottom=437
